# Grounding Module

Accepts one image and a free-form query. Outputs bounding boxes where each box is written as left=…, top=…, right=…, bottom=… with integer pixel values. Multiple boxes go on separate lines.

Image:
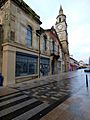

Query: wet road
left=0, top=69, right=89, bottom=120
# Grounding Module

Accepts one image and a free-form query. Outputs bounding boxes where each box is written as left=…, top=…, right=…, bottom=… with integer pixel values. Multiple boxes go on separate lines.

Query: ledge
left=12, top=0, right=42, bottom=25
left=2, top=42, right=39, bottom=54
left=0, top=0, right=42, bottom=25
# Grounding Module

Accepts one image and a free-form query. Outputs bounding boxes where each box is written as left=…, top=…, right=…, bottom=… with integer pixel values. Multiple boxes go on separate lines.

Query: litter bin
left=0, top=73, right=3, bottom=86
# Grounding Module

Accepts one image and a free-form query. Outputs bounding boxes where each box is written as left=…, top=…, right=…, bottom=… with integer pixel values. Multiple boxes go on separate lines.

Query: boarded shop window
left=16, top=52, right=38, bottom=77
left=40, top=57, right=50, bottom=76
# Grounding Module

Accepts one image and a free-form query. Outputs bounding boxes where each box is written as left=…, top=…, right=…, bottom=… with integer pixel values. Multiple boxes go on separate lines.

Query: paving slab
left=41, top=85, right=90, bottom=120
left=0, top=70, right=89, bottom=120
left=0, top=87, right=19, bottom=97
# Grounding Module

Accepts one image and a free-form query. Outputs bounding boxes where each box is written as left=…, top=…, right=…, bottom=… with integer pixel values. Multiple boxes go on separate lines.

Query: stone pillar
left=0, top=45, right=1, bottom=72
left=38, top=55, right=40, bottom=78
left=2, top=43, right=16, bottom=86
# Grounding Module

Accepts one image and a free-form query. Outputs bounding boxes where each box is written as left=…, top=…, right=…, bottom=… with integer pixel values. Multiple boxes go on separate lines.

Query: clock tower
left=55, top=5, right=70, bottom=72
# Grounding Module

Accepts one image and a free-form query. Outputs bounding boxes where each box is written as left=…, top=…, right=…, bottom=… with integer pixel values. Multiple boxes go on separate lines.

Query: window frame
left=15, top=52, right=38, bottom=77
left=43, top=35, right=47, bottom=51
left=26, top=25, right=32, bottom=47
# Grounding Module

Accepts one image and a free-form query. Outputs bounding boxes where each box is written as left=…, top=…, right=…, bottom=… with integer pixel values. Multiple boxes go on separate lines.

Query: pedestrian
left=0, top=73, right=3, bottom=86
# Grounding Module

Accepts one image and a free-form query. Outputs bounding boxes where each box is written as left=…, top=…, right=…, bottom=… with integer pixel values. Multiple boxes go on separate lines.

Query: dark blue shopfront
left=15, top=52, right=50, bottom=77
left=40, top=57, right=50, bottom=76
left=16, top=52, right=38, bottom=77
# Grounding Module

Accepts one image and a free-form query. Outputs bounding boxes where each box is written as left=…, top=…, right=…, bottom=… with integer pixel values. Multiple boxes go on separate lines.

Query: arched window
left=43, top=35, right=47, bottom=51
left=59, top=18, right=61, bottom=22
left=26, top=25, right=32, bottom=47
left=52, top=40, right=55, bottom=52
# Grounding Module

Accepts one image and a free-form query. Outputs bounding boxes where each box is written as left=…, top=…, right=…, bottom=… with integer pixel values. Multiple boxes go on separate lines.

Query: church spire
left=59, top=5, right=63, bottom=15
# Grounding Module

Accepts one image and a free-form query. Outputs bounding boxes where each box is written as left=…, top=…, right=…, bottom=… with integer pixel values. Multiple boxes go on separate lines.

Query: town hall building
left=0, top=0, right=70, bottom=86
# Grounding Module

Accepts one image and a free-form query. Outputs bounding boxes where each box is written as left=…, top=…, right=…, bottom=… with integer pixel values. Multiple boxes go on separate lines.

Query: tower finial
left=59, top=5, right=63, bottom=15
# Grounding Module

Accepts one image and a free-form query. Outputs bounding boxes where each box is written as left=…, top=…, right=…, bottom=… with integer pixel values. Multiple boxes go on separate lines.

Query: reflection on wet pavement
left=14, top=70, right=86, bottom=105
left=0, top=70, right=90, bottom=120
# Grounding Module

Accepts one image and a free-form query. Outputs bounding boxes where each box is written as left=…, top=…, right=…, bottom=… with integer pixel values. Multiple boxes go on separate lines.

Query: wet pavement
left=41, top=81, right=90, bottom=120
left=0, top=69, right=90, bottom=120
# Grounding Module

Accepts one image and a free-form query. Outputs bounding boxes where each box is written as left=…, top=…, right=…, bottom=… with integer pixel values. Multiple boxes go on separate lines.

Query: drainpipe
left=38, top=34, right=40, bottom=78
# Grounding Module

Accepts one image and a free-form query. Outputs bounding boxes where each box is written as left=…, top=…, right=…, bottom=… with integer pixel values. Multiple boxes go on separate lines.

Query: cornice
left=0, top=0, right=42, bottom=25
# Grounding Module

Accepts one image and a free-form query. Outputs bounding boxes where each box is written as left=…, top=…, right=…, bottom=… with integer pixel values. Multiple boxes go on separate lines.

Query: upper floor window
left=43, top=35, right=47, bottom=51
left=26, top=25, right=32, bottom=47
left=59, top=18, right=61, bottom=22
left=51, top=41, right=58, bottom=54
left=52, top=41, right=55, bottom=51
left=10, top=31, right=15, bottom=41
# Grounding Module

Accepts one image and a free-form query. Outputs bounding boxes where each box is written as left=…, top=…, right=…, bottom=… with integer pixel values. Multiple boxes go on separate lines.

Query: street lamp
left=36, top=30, right=41, bottom=78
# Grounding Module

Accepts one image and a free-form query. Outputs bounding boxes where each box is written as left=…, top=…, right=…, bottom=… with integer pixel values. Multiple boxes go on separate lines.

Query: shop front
left=40, top=57, right=50, bottom=76
left=15, top=52, right=38, bottom=82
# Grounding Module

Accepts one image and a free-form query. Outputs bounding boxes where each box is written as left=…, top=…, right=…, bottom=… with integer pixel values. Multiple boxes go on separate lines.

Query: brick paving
left=0, top=70, right=90, bottom=120
left=41, top=87, right=90, bottom=120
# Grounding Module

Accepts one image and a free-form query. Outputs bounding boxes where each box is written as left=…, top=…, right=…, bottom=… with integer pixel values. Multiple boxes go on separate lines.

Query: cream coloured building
left=0, top=0, right=69, bottom=86
left=0, top=0, right=62, bottom=86
left=0, top=0, right=42, bottom=86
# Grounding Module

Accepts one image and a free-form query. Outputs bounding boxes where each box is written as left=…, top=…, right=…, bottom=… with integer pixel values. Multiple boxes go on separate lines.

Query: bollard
left=86, top=74, right=88, bottom=87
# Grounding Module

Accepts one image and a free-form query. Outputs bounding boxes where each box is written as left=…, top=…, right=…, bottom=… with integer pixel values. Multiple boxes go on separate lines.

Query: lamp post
left=36, top=30, right=41, bottom=78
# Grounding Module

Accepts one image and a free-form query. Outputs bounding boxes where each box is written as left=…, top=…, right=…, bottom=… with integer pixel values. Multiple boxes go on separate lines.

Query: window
left=43, top=35, right=47, bottom=51
left=0, top=25, right=3, bottom=43
left=16, top=52, right=38, bottom=77
left=50, top=40, right=55, bottom=53
left=10, top=31, right=15, bottom=41
left=26, top=25, right=32, bottom=47
left=52, top=41, right=55, bottom=52
left=40, top=57, right=50, bottom=76
left=59, top=18, right=61, bottom=22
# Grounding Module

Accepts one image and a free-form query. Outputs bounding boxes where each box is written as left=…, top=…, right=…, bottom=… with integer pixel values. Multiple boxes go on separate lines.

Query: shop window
left=16, top=52, right=38, bottom=77
left=40, top=57, right=50, bottom=76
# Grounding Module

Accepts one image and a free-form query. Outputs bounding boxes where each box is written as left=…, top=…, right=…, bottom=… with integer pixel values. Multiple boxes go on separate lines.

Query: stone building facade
left=44, top=27, right=62, bottom=75
left=70, top=57, right=79, bottom=71
left=36, top=26, right=62, bottom=76
left=0, top=0, right=42, bottom=86
left=0, top=0, right=69, bottom=86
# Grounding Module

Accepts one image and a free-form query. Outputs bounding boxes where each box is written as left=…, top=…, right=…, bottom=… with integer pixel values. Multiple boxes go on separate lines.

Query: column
left=2, top=44, right=16, bottom=86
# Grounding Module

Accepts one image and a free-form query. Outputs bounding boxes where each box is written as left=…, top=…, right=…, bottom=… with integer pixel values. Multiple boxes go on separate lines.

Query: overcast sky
left=24, top=0, right=90, bottom=63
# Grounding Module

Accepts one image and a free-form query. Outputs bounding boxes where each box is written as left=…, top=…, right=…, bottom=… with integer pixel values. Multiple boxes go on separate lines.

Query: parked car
left=84, top=68, right=90, bottom=72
